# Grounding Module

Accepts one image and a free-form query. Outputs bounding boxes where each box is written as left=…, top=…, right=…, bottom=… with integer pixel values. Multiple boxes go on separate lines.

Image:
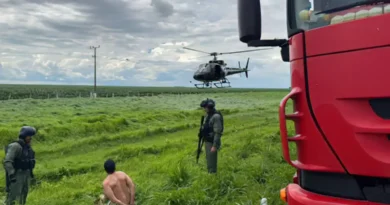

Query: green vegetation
left=0, top=90, right=296, bottom=205
left=0, top=84, right=288, bottom=100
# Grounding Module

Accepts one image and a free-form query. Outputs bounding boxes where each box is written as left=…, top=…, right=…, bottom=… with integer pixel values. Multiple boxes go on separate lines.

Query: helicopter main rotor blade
left=188, top=54, right=211, bottom=60
left=183, top=47, right=211, bottom=55
left=218, top=48, right=273, bottom=55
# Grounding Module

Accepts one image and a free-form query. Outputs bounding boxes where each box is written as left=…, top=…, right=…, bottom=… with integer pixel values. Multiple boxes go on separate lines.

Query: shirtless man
left=102, top=159, right=135, bottom=205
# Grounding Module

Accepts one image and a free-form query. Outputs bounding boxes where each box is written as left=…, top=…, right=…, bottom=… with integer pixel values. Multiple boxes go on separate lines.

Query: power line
left=90, top=45, right=100, bottom=98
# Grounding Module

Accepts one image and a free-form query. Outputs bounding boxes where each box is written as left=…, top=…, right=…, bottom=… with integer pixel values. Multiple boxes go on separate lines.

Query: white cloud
left=0, top=0, right=289, bottom=88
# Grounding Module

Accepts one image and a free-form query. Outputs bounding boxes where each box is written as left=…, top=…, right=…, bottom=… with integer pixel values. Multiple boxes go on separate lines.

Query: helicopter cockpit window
left=204, top=65, right=211, bottom=72
left=197, top=64, right=206, bottom=72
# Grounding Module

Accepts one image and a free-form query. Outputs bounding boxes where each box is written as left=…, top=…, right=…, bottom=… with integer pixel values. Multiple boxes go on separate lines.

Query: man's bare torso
left=103, top=171, right=131, bottom=205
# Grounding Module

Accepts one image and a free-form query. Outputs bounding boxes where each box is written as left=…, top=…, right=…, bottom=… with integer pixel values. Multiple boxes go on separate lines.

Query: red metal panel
left=306, top=45, right=390, bottom=177
left=289, top=33, right=304, bottom=61
left=305, top=13, right=390, bottom=57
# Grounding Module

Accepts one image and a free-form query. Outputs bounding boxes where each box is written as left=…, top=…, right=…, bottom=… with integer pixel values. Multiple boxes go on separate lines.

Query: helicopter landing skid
left=214, top=78, right=231, bottom=88
left=194, top=82, right=212, bottom=89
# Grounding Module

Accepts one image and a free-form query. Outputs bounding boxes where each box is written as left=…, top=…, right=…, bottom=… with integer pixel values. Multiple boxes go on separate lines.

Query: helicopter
left=183, top=47, right=272, bottom=88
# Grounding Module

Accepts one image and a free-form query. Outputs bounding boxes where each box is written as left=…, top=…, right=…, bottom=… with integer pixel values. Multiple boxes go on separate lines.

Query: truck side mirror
left=238, top=0, right=262, bottom=43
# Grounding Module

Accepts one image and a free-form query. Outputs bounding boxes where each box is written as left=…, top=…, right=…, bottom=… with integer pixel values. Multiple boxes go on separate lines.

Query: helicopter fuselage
left=193, top=62, right=228, bottom=82
left=183, top=46, right=259, bottom=88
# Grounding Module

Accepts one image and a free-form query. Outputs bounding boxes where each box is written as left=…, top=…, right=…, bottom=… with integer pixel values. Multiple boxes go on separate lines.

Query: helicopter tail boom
left=227, top=57, right=250, bottom=77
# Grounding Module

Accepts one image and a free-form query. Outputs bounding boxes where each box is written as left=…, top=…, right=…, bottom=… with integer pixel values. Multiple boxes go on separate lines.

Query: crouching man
left=102, top=159, right=136, bottom=205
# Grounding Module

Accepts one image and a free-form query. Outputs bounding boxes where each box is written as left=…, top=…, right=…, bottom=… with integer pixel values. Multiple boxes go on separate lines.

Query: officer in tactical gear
left=3, top=126, right=36, bottom=205
left=199, top=98, right=224, bottom=173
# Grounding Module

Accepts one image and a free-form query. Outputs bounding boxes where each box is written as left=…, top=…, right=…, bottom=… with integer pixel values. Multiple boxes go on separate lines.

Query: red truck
left=237, top=0, right=390, bottom=204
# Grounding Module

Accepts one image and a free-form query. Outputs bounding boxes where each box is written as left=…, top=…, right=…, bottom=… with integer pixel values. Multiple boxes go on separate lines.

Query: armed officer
left=200, top=99, right=224, bottom=174
left=3, top=126, right=36, bottom=205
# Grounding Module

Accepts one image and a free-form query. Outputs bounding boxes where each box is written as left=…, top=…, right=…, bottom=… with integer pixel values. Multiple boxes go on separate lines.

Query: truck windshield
left=293, top=0, right=390, bottom=31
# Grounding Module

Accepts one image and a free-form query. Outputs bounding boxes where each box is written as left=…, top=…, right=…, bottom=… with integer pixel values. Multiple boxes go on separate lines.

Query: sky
left=0, top=0, right=290, bottom=88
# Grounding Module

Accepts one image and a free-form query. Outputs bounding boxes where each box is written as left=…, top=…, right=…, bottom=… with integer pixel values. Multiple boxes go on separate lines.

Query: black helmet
left=19, top=126, right=36, bottom=139
left=200, top=98, right=215, bottom=108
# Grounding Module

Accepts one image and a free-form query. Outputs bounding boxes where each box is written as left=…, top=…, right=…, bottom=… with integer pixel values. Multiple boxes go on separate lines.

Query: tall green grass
left=0, top=91, right=295, bottom=205
left=0, top=84, right=288, bottom=100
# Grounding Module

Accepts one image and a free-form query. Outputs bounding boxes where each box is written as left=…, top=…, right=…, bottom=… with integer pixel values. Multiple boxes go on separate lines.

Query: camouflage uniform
left=3, top=126, right=36, bottom=205
left=200, top=99, right=224, bottom=173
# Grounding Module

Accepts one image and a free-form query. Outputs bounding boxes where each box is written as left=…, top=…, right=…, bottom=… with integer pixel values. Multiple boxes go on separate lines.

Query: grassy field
left=0, top=84, right=289, bottom=100
left=0, top=91, right=296, bottom=205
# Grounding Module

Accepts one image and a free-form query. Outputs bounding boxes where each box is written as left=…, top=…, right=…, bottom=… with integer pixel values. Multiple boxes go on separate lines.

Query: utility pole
left=90, top=45, right=100, bottom=98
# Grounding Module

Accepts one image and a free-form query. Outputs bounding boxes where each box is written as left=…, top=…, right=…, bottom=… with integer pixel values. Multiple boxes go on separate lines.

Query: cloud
left=0, top=0, right=289, bottom=88
left=151, top=0, right=174, bottom=17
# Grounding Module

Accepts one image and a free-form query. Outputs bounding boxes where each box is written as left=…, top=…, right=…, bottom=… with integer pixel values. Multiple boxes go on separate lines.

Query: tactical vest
left=201, top=110, right=224, bottom=143
left=5, top=141, right=35, bottom=171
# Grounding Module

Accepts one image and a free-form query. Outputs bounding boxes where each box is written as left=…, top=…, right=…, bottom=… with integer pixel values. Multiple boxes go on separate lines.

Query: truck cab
left=237, top=0, right=390, bottom=204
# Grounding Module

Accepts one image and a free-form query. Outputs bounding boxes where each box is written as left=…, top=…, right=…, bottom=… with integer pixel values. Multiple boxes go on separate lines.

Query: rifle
left=196, top=115, right=205, bottom=164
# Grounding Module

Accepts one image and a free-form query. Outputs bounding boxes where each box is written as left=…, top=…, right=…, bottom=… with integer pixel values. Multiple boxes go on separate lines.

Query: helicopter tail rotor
left=238, top=61, right=242, bottom=77
left=237, top=59, right=249, bottom=78
left=244, top=58, right=250, bottom=78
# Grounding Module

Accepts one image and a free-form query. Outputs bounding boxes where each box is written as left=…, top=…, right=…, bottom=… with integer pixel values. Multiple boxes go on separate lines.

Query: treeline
left=0, top=84, right=289, bottom=100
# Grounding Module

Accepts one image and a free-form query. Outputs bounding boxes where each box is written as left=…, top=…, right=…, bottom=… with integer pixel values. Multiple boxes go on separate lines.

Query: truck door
left=301, top=1, right=390, bottom=203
